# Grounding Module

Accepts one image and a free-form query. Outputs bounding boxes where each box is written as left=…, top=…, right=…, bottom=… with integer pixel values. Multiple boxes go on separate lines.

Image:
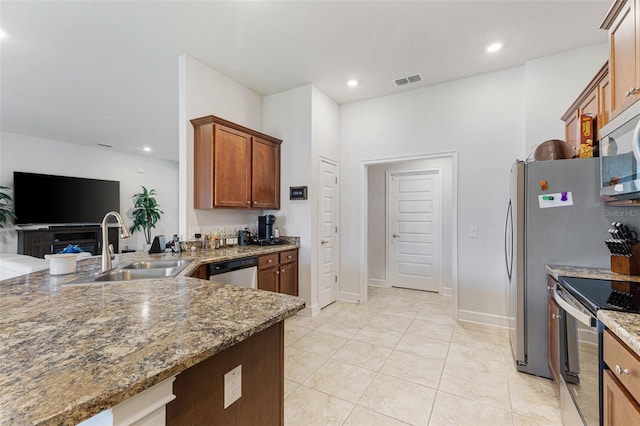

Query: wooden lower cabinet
left=603, top=329, right=640, bottom=424
left=189, top=264, right=209, bottom=280
left=258, top=249, right=298, bottom=296
left=603, top=369, right=640, bottom=425
left=547, top=277, right=561, bottom=392
left=166, top=321, right=284, bottom=425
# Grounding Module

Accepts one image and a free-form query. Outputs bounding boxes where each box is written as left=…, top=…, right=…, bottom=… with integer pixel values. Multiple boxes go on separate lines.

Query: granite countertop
left=546, top=264, right=640, bottom=356
left=0, top=243, right=304, bottom=425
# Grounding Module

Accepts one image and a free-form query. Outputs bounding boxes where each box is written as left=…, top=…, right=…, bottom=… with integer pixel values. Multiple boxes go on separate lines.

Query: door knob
left=321, top=240, right=329, bottom=245
left=392, top=234, right=400, bottom=238
left=615, top=365, right=631, bottom=375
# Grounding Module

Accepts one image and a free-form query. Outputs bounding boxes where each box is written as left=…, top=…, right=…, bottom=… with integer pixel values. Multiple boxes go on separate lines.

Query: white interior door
left=388, top=169, right=442, bottom=292
left=319, top=159, right=338, bottom=309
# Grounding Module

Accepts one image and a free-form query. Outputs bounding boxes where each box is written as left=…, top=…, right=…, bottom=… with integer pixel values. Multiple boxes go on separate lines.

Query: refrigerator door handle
left=505, top=200, right=513, bottom=280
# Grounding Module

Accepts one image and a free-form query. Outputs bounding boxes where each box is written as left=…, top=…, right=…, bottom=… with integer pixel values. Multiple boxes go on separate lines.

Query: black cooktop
left=250, top=237, right=285, bottom=246
left=557, top=276, right=640, bottom=314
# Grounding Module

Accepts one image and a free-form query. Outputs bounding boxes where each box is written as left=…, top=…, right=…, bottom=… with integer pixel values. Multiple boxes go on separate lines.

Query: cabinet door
left=279, top=262, right=298, bottom=296
left=548, top=295, right=561, bottom=388
left=600, top=71, right=611, bottom=131
left=564, top=111, right=579, bottom=157
left=258, top=267, right=279, bottom=293
left=214, top=125, right=252, bottom=208
left=251, top=137, right=280, bottom=209
left=604, top=369, right=640, bottom=425
left=609, top=0, right=640, bottom=118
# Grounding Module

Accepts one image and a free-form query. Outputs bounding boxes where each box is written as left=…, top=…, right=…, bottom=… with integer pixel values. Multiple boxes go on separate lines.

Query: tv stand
left=17, top=226, right=120, bottom=259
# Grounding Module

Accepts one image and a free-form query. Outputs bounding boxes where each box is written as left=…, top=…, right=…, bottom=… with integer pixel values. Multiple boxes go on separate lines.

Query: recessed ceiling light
left=487, top=42, right=503, bottom=53
left=143, top=146, right=151, bottom=152
left=347, top=79, right=359, bottom=87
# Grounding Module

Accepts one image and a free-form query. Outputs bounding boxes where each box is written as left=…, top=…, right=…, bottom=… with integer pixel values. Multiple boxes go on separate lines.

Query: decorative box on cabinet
left=257, top=249, right=298, bottom=296
left=601, top=0, right=640, bottom=119
left=191, top=115, right=281, bottom=210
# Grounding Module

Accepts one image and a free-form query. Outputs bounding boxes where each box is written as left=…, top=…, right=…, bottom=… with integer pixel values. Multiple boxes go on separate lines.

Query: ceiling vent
left=394, top=73, right=423, bottom=87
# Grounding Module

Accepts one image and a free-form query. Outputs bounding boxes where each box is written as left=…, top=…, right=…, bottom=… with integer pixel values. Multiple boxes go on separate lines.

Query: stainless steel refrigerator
left=506, top=157, right=610, bottom=378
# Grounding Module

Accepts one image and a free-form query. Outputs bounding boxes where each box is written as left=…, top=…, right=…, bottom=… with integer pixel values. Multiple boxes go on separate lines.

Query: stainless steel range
left=553, top=276, right=640, bottom=426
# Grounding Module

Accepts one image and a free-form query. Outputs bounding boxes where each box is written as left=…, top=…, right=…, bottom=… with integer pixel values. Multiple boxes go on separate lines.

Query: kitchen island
left=0, top=245, right=304, bottom=425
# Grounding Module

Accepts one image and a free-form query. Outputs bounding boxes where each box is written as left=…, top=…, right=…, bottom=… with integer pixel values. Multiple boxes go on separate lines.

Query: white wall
left=179, top=55, right=264, bottom=240
left=340, top=44, right=609, bottom=325
left=0, top=131, right=179, bottom=253
left=263, top=85, right=314, bottom=312
left=262, top=84, right=339, bottom=313
left=340, top=67, right=525, bottom=325
left=524, top=43, right=609, bottom=155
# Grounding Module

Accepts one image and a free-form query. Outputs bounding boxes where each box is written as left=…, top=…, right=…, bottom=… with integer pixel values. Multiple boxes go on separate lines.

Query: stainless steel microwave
left=600, top=101, right=640, bottom=203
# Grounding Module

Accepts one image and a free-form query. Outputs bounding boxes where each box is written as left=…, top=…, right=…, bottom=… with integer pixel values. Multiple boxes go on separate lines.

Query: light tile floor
left=284, top=286, right=562, bottom=426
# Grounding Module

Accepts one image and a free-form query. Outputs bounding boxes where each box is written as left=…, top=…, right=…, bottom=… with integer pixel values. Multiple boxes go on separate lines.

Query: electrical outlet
left=224, top=365, right=242, bottom=409
left=469, top=225, right=478, bottom=238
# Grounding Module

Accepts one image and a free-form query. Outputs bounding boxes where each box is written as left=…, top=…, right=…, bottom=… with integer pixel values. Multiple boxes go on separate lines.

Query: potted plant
left=0, top=186, right=16, bottom=228
left=129, top=186, right=163, bottom=246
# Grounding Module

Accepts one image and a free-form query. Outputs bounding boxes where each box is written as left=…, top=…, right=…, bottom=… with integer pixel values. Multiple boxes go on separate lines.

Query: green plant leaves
left=0, top=186, right=16, bottom=229
left=128, top=186, right=164, bottom=244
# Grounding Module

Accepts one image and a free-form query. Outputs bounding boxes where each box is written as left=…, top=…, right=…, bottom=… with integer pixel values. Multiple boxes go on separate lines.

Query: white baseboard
left=367, top=278, right=387, bottom=287
left=338, top=290, right=362, bottom=303
left=441, top=286, right=452, bottom=297
left=457, top=309, right=510, bottom=328
left=297, top=303, right=319, bottom=317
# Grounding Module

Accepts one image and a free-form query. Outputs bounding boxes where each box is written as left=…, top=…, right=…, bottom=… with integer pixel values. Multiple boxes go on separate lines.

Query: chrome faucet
left=101, top=211, right=130, bottom=273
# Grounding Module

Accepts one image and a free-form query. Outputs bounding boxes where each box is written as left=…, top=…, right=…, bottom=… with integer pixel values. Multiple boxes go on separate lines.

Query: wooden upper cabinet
left=214, top=125, right=252, bottom=208
left=251, top=137, right=281, bottom=209
left=191, top=115, right=282, bottom=210
left=601, top=0, right=640, bottom=119
left=562, top=62, right=610, bottom=153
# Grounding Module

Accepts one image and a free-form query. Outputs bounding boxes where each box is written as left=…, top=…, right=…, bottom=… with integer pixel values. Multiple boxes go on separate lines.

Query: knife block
left=611, top=243, right=640, bottom=275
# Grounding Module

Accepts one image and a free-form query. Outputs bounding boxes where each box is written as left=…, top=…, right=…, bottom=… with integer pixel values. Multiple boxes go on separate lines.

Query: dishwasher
left=208, top=256, right=258, bottom=289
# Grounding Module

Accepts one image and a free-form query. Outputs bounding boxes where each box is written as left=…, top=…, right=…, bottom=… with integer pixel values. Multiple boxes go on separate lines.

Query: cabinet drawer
left=258, top=254, right=279, bottom=270
left=279, top=249, right=297, bottom=264
left=604, top=329, right=640, bottom=399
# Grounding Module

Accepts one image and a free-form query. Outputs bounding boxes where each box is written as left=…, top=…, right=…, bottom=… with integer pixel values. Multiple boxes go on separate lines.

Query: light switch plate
left=224, top=365, right=242, bottom=409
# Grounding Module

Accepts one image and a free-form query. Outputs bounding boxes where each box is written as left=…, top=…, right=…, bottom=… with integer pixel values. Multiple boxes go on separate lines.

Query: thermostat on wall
left=290, top=186, right=308, bottom=200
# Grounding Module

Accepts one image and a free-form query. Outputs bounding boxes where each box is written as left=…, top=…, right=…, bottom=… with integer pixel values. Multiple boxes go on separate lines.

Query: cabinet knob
left=287, top=255, right=292, bottom=259
left=276, top=270, right=280, bottom=275
left=551, top=314, right=560, bottom=319
left=268, top=259, right=272, bottom=263
left=246, top=201, right=251, bottom=204
left=253, top=201, right=257, bottom=205
left=615, top=365, right=631, bottom=375
left=625, top=87, right=639, bottom=97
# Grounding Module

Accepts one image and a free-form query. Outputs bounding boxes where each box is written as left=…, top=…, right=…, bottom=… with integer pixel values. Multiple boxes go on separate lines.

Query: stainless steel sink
left=66, top=259, right=192, bottom=285
left=93, top=267, right=179, bottom=281
left=122, top=259, right=191, bottom=270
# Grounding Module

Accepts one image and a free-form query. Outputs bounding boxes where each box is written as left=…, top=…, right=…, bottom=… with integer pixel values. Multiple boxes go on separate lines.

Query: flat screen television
left=13, top=172, right=120, bottom=225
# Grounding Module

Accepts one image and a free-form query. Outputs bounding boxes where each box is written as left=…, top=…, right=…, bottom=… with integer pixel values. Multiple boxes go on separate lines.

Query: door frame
left=317, top=156, right=340, bottom=309
left=386, top=167, right=443, bottom=293
left=361, top=151, right=458, bottom=320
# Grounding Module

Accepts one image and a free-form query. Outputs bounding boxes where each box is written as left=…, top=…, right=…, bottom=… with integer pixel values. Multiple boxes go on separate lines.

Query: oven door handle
left=553, top=285, right=596, bottom=327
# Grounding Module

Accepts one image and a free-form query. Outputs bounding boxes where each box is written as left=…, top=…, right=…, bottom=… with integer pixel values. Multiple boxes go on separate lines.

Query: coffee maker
left=253, top=214, right=283, bottom=245
left=258, top=214, right=276, bottom=240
